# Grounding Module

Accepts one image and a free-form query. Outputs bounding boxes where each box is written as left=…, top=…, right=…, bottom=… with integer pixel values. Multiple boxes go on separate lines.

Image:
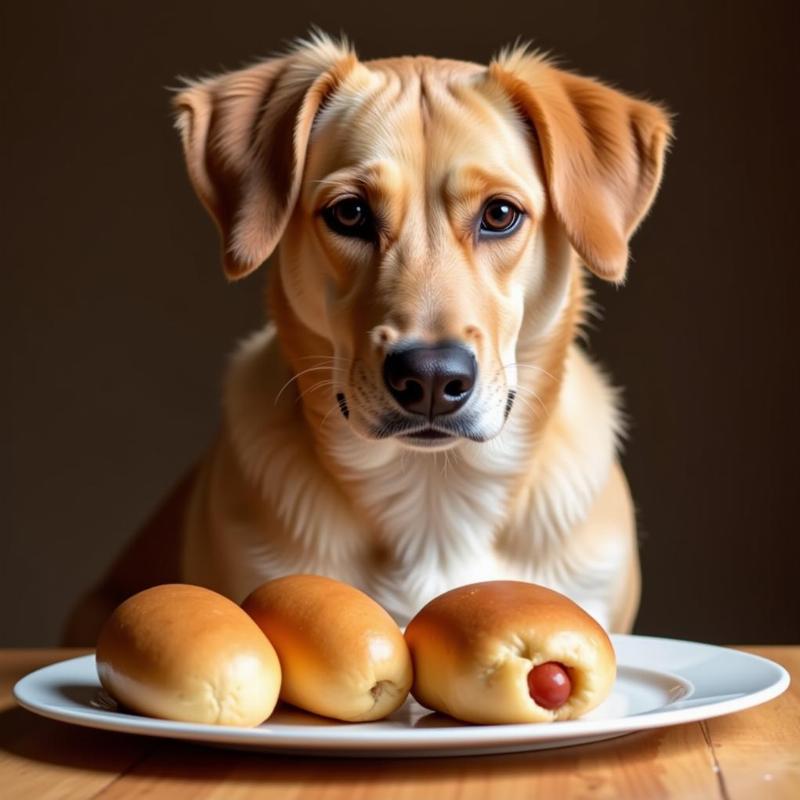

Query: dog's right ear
left=173, top=36, right=357, bottom=279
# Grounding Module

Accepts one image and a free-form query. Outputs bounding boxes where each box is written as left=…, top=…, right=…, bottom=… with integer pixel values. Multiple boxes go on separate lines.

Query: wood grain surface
left=0, top=647, right=796, bottom=799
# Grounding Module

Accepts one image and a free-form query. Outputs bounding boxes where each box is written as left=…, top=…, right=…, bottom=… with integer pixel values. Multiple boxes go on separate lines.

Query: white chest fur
left=183, top=326, right=626, bottom=630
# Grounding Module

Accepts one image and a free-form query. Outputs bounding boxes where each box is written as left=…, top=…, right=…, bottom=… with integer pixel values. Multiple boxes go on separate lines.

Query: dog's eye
left=480, top=199, right=523, bottom=237
left=323, top=197, right=375, bottom=240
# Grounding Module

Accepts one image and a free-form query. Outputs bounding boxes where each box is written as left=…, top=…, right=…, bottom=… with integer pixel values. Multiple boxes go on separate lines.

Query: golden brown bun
left=96, top=584, right=281, bottom=726
left=405, top=581, right=616, bottom=723
left=242, top=575, right=412, bottom=721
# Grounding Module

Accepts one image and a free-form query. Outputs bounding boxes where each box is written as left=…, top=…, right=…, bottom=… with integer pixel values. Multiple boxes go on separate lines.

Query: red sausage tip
left=527, top=661, right=572, bottom=710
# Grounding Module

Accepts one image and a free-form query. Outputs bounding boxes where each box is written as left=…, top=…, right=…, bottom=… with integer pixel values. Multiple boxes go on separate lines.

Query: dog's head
left=175, top=34, right=671, bottom=451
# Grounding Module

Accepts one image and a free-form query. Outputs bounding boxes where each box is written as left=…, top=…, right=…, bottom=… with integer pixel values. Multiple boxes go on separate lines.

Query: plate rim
left=13, top=634, right=790, bottom=751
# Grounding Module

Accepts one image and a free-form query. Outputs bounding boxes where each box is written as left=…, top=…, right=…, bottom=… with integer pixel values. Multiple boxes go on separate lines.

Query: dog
left=64, top=33, right=671, bottom=644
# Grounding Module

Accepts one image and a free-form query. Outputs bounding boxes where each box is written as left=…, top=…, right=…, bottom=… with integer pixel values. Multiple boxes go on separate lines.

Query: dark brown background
left=4, top=1, right=798, bottom=645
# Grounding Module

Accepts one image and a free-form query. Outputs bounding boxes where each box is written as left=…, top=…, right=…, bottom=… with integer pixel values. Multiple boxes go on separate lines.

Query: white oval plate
left=14, top=635, right=789, bottom=757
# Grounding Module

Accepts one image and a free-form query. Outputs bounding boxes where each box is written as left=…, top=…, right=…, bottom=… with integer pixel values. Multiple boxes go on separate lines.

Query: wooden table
left=0, top=647, right=796, bottom=799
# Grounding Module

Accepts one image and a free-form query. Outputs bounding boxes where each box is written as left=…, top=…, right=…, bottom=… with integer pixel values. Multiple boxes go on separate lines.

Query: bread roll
left=242, top=575, right=412, bottom=721
left=96, top=584, right=281, bottom=726
left=404, top=581, right=616, bottom=723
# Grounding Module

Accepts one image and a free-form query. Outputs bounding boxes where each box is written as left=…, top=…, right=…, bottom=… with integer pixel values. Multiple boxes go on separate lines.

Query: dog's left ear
left=488, top=51, right=672, bottom=283
left=173, top=35, right=357, bottom=279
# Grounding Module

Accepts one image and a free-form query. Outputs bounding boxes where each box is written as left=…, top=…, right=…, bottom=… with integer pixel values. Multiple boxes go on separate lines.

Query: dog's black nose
left=383, top=343, right=477, bottom=418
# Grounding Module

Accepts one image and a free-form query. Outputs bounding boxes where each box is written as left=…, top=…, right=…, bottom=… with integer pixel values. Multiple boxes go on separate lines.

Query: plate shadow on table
left=1, top=702, right=692, bottom=786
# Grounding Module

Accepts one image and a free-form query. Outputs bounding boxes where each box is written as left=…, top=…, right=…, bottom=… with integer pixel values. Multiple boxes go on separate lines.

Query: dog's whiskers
left=296, top=379, right=336, bottom=404
left=274, top=366, right=347, bottom=405
left=320, top=401, right=344, bottom=431
left=511, top=384, right=548, bottom=416
left=510, top=391, right=544, bottom=420
left=501, top=362, right=558, bottom=384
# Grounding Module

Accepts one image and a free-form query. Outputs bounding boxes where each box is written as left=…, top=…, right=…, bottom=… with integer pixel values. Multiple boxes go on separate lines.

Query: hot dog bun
left=404, top=581, right=616, bottom=723
left=242, top=575, right=412, bottom=722
left=96, top=584, right=281, bottom=726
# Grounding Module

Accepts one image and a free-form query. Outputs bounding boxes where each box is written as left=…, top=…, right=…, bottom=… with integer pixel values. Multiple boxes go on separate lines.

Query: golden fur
left=65, top=33, right=671, bottom=644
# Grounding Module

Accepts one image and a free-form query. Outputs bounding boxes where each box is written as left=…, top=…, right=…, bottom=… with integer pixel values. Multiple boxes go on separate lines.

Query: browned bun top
left=243, top=574, right=401, bottom=647
left=98, top=584, right=273, bottom=668
left=409, top=581, right=611, bottom=647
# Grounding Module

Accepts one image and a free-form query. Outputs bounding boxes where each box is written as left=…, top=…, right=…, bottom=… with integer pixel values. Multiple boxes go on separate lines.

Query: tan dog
left=65, top=34, right=671, bottom=644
